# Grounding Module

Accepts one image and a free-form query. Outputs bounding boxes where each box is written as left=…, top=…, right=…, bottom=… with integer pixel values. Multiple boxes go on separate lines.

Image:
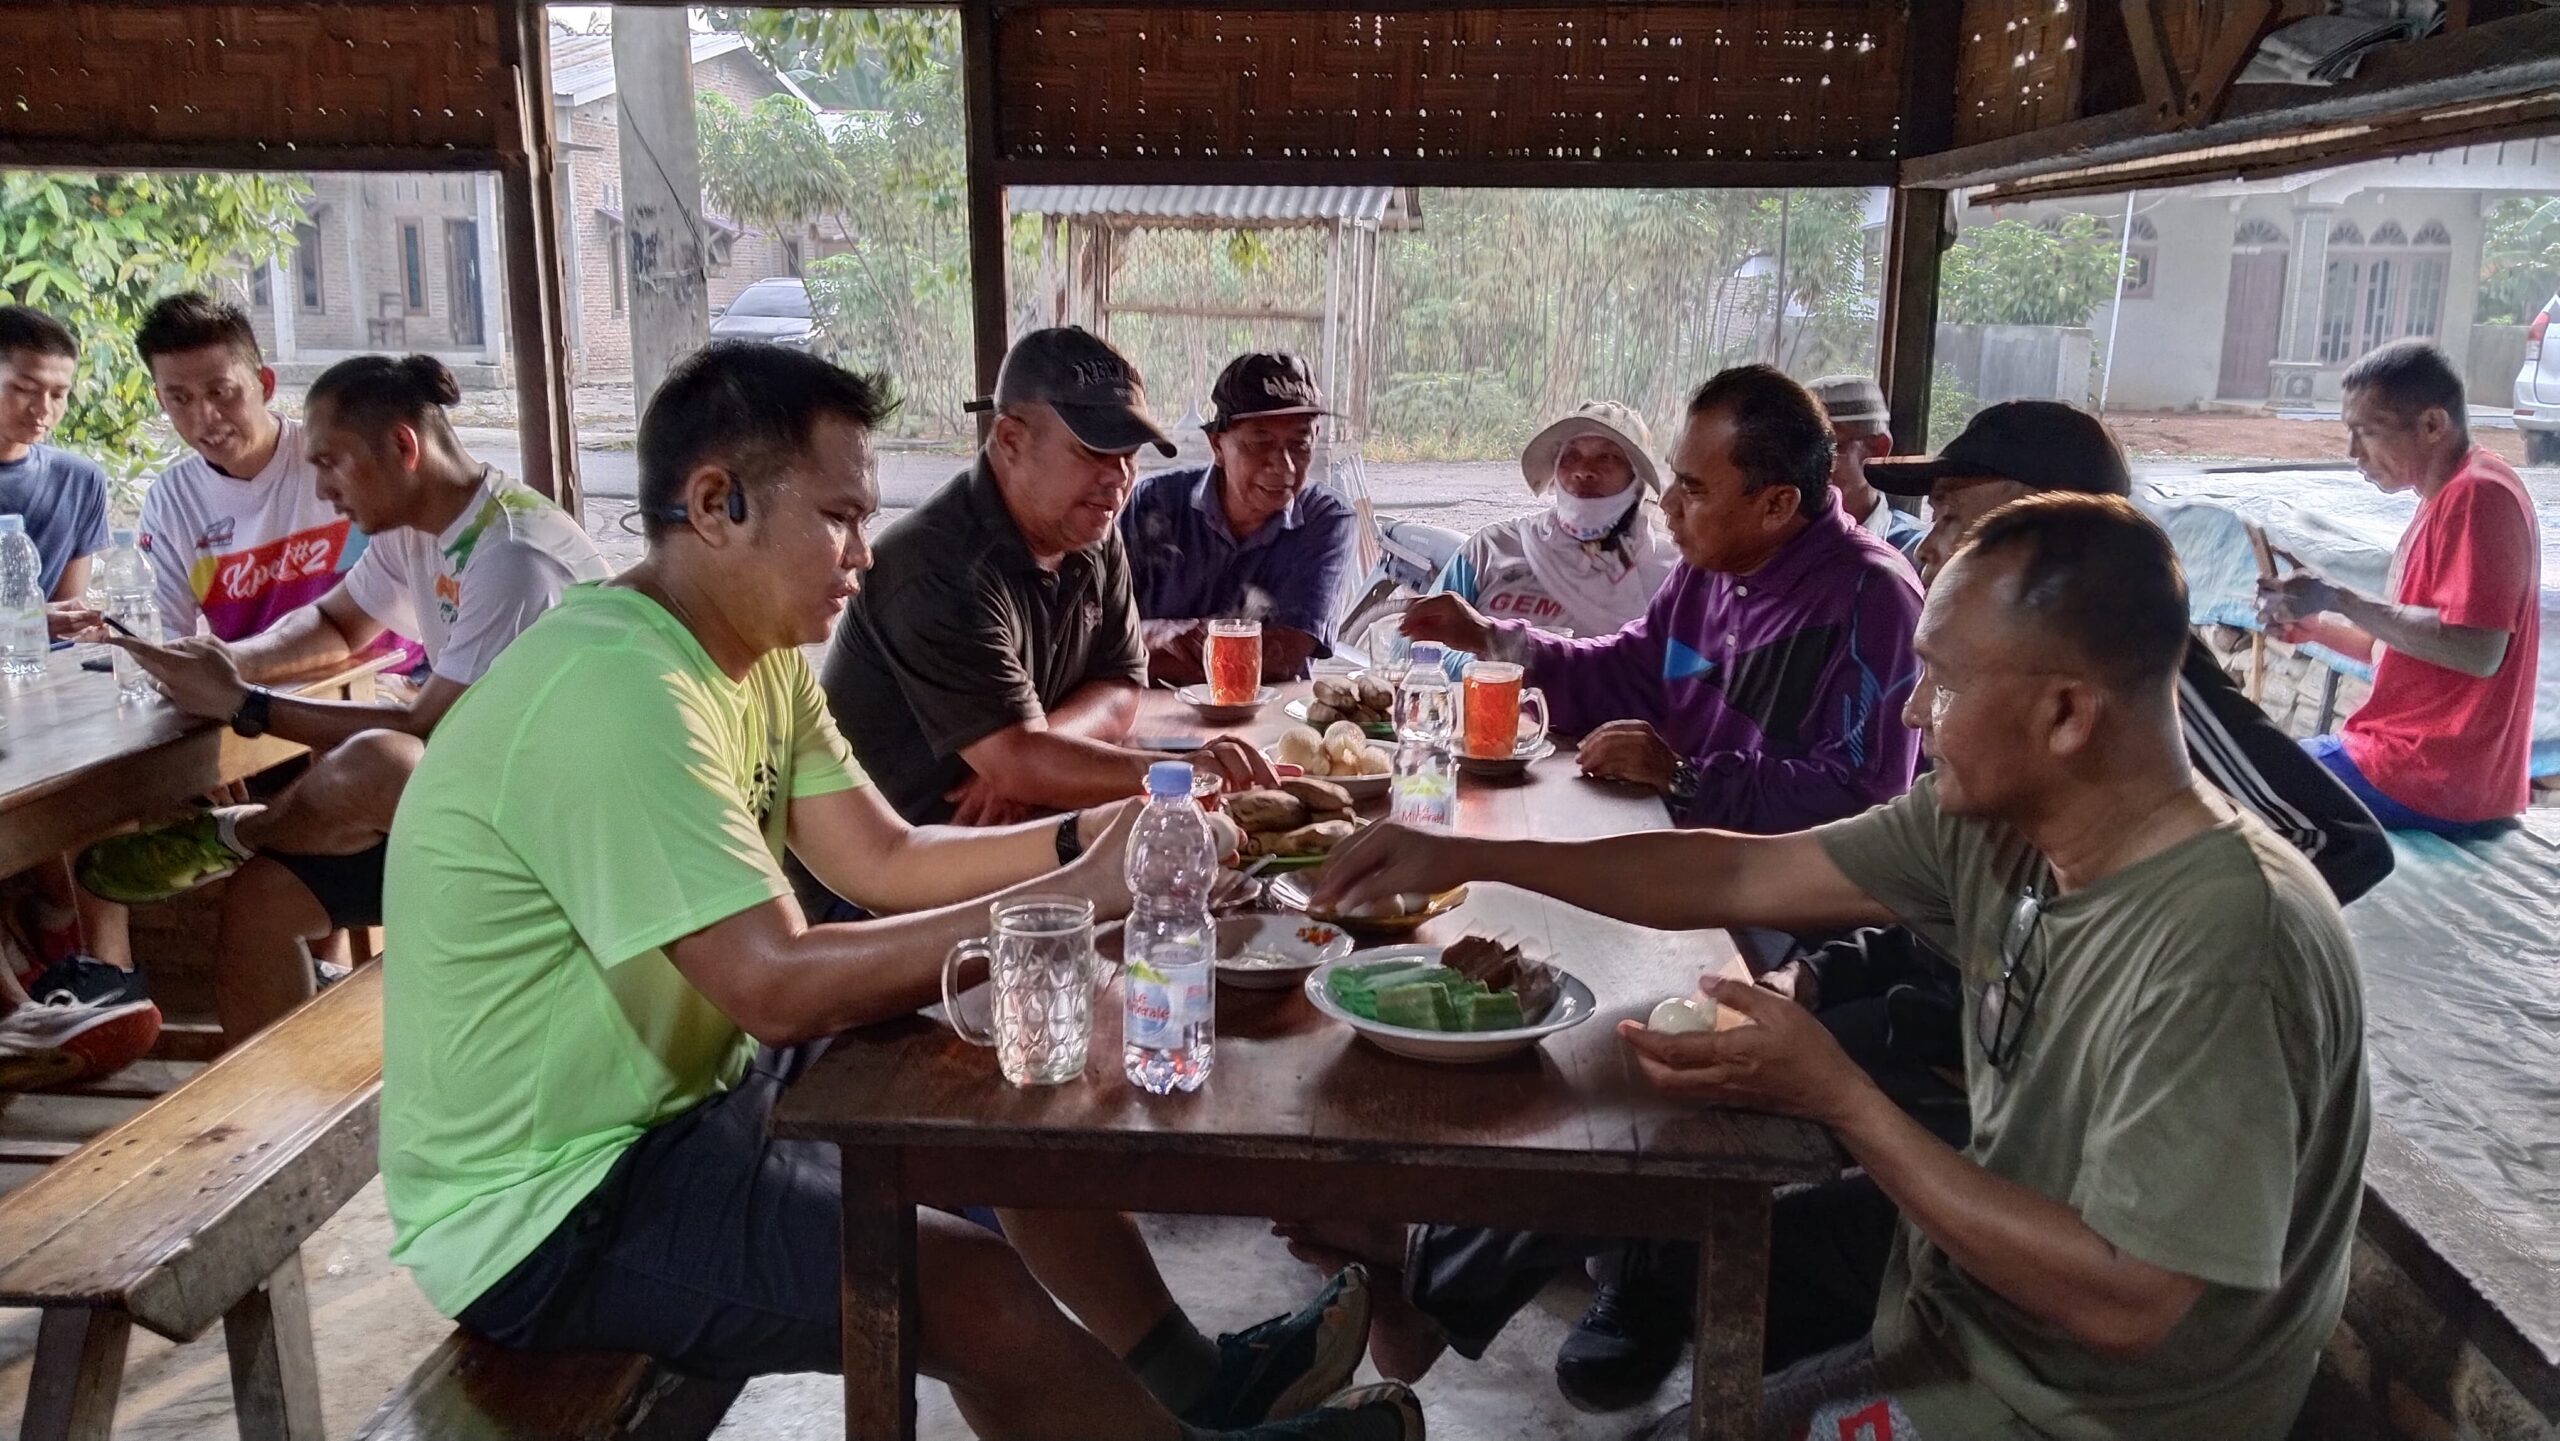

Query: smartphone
left=98, top=611, right=142, bottom=640
left=1134, top=734, right=1208, bottom=753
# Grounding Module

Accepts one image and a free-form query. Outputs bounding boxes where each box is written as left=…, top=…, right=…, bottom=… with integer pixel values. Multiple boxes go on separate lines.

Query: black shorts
left=268, top=842, right=388, bottom=931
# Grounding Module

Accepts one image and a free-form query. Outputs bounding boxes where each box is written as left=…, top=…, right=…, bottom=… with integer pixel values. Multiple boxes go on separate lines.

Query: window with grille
left=2318, top=217, right=2448, bottom=363
left=295, top=223, right=323, bottom=313
left=400, top=221, right=428, bottom=313
left=2120, top=215, right=2159, bottom=300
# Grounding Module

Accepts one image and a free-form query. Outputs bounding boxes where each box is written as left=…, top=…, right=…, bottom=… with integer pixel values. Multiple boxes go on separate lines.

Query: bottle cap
left=1409, top=642, right=1444, bottom=665
left=1145, top=761, right=1197, bottom=798
left=0, top=515, right=23, bottom=536
left=111, top=528, right=135, bottom=547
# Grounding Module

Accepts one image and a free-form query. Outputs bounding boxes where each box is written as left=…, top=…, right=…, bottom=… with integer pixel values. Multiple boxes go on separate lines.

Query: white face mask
left=1551, top=481, right=1641, bottom=542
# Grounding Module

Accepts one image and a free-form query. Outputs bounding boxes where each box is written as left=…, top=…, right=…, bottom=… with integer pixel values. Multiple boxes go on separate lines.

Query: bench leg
left=1690, top=1182, right=1774, bottom=1441
left=841, top=1147, right=918, bottom=1441
left=24, top=1309, right=130, bottom=1441
left=223, top=1251, right=326, bottom=1441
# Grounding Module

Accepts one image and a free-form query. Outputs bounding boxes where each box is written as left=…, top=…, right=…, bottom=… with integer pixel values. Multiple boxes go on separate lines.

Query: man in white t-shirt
left=132, top=294, right=421, bottom=672
left=85, top=353, right=606, bottom=1041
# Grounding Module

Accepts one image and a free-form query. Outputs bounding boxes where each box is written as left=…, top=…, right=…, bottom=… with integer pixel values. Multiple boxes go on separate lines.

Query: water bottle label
left=1391, top=773, right=1456, bottom=829
left=1124, top=959, right=1211, bottom=1050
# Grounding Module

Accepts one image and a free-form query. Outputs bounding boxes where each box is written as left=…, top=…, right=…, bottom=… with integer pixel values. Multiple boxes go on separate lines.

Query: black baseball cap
left=1864, top=400, right=2131, bottom=498
left=1207, top=352, right=1332, bottom=431
left=963, top=326, right=1175, bottom=457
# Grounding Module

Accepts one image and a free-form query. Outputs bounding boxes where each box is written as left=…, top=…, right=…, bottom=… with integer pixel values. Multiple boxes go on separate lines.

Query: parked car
left=2516, top=294, right=2559, bottom=466
left=709, top=278, right=816, bottom=350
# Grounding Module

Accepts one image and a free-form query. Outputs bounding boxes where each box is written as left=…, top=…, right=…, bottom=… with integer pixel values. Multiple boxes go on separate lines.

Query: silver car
left=2516, top=294, right=2559, bottom=466
left=709, top=278, right=816, bottom=350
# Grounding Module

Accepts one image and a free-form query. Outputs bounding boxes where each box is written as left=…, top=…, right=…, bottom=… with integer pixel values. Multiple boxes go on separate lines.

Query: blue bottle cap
left=1409, top=642, right=1444, bottom=665
left=1145, top=761, right=1196, bottom=798
left=0, top=516, right=23, bottom=536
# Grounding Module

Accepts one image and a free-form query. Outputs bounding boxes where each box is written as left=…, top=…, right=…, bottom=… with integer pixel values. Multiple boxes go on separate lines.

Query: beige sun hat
left=1520, top=401, right=1660, bottom=496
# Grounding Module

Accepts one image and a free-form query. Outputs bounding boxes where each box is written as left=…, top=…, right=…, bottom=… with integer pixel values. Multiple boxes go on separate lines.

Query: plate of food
left=1215, top=914, right=1355, bottom=990
left=1176, top=683, right=1278, bottom=724
left=1455, top=735, right=1558, bottom=780
left=1285, top=671, right=1397, bottom=739
left=1266, top=720, right=1394, bottom=801
left=1227, top=777, right=1363, bottom=871
left=1268, top=872, right=1468, bottom=935
left=1304, top=936, right=1595, bottom=1062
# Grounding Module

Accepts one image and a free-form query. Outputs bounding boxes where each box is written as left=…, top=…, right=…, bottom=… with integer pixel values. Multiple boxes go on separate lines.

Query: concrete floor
left=0, top=1179, right=1664, bottom=1440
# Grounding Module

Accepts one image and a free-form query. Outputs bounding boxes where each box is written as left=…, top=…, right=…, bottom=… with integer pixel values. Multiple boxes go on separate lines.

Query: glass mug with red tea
left=1459, top=661, right=1551, bottom=759
left=1206, top=618, right=1263, bottom=706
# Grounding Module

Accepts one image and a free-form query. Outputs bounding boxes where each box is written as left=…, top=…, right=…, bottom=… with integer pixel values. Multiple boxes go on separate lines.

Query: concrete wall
left=1935, top=323, right=2095, bottom=408
left=2473, top=325, right=2530, bottom=402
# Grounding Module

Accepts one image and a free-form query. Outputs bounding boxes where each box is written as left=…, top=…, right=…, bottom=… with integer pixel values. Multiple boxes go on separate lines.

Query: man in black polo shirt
left=826, top=328, right=1275, bottom=826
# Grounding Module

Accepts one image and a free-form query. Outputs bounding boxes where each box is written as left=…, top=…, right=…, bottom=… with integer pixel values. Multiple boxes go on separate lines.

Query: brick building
left=245, top=28, right=817, bottom=388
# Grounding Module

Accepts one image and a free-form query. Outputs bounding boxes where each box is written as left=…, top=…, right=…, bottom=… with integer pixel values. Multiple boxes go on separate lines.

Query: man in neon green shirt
left=382, top=343, right=1418, bottom=1441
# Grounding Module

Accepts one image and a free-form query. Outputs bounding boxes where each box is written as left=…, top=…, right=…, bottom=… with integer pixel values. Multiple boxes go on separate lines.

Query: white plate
left=1261, top=742, right=1393, bottom=802
left=1215, top=913, right=1355, bottom=990
left=1455, top=735, right=1559, bottom=779
left=1303, top=946, right=1597, bottom=1063
left=1282, top=695, right=1398, bottom=738
left=1177, top=683, right=1278, bottom=723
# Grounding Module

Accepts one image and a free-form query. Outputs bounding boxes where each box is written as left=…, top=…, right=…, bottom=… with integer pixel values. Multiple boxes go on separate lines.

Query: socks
left=1125, top=1306, right=1221, bottom=1421
left=210, top=805, right=262, bottom=861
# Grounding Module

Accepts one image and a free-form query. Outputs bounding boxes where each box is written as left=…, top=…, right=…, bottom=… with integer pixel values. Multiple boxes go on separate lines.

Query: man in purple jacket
left=1404, top=364, right=1924, bottom=833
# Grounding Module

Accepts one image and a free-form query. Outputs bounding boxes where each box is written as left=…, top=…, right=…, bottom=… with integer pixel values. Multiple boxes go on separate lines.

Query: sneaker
left=23, top=953, right=149, bottom=1007
left=1188, top=1265, right=1376, bottom=1429
left=1226, top=1381, right=1423, bottom=1441
left=1554, top=1243, right=1691, bottom=1413
left=0, top=997, right=162, bottom=1088
left=76, top=814, right=246, bottom=904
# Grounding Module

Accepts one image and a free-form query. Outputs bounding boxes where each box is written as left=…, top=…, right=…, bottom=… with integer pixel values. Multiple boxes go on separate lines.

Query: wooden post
left=222, top=1252, right=325, bottom=1441
left=1689, top=1183, right=1774, bottom=1441
left=840, top=1151, right=918, bottom=1441
left=1877, top=189, right=1951, bottom=452
left=612, top=6, right=710, bottom=412
left=23, top=1309, right=130, bottom=1441
left=962, top=0, right=1009, bottom=437
left=495, top=0, right=580, bottom=514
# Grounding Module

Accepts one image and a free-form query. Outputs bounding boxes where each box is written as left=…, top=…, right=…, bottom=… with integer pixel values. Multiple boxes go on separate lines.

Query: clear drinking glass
left=942, top=895, right=1096, bottom=1086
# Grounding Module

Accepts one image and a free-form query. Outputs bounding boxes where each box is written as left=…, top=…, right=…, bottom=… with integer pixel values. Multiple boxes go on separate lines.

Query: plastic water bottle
left=100, top=529, right=158, bottom=701
left=0, top=516, right=47, bottom=680
left=1391, top=643, right=1457, bottom=828
left=1123, top=761, right=1216, bottom=1094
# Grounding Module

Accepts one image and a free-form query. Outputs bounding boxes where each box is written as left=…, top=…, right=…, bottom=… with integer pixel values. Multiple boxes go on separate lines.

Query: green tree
left=2480, top=196, right=2560, bottom=327
left=1940, top=214, right=2125, bottom=328
left=0, top=172, right=308, bottom=490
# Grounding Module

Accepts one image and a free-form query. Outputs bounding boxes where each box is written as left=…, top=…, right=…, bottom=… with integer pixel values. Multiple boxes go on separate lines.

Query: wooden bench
left=352, top=1331, right=742, bottom=1441
left=0, top=964, right=383, bottom=1441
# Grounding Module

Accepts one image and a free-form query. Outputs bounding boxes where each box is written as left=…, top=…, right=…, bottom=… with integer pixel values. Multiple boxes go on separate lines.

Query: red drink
left=1206, top=619, right=1262, bottom=705
left=1462, top=663, right=1524, bottom=758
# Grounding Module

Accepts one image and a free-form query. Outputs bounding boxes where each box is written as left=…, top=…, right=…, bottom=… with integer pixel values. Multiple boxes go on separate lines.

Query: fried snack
left=1278, top=776, right=1355, bottom=820
left=1269, top=819, right=1356, bottom=856
left=1227, top=789, right=1311, bottom=833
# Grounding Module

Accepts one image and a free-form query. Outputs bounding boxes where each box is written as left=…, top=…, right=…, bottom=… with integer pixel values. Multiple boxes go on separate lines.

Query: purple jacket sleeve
left=1676, top=569, right=1925, bottom=834
left=1503, top=589, right=1673, bottom=737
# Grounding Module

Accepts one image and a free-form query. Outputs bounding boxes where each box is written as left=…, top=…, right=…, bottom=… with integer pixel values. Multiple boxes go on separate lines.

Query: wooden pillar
left=961, top=0, right=1008, bottom=436
left=495, top=0, right=580, bottom=514
left=1877, top=188, right=1952, bottom=453
left=612, top=6, right=710, bottom=412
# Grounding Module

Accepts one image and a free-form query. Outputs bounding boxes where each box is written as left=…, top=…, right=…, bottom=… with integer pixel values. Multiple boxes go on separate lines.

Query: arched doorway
left=2219, top=218, right=2291, bottom=401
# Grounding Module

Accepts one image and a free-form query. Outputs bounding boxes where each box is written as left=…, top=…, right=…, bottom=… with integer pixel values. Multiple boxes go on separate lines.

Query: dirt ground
left=2105, top=410, right=2530, bottom=466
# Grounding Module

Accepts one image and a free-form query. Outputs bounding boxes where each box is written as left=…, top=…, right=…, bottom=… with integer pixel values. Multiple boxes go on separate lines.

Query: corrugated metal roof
left=1008, top=186, right=1422, bottom=229
left=549, top=32, right=753, bottom=107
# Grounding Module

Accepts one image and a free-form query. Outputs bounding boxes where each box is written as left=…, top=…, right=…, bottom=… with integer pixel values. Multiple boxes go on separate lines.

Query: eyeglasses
left=1976, top=886, right=2047, bottom=1071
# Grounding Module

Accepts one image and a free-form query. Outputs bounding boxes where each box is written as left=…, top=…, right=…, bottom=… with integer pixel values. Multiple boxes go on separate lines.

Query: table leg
left=1691, top=1181, right=1774, bottom=1441
left=841, top=1148, right=917, bottom=1441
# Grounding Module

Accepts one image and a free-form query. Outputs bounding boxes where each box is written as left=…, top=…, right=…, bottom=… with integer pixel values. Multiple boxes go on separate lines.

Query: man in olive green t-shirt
left=1313, top=494, right=2368, bottom=1440
left=382, top=343, right=1418, bottom=1441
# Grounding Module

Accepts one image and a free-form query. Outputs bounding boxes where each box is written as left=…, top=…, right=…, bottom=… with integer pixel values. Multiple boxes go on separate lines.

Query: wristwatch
left=1055, top=812, right=1086, bottom=866
left=229, top=686, right=274, bottom=739
left=1665, top=757, right=1701, bottom=804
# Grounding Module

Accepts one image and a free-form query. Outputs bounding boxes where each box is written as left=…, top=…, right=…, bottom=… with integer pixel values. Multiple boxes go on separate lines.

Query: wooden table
left=0, top=645, right=393, bottom=880
left=775, top=687, right=1839, bottom=1441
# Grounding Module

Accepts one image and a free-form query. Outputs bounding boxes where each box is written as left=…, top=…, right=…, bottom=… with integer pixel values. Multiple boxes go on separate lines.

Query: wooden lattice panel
left=0, top=4, right=509, bottom=162
left=1952, top=0, right=2083, bottom=145
left=997, top=6, right=1911, bottom=165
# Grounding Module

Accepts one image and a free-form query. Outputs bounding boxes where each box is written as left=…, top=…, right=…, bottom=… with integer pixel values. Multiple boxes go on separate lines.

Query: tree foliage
left=2480, top=196, right=2560, bottom=327
left=0, top=171, right=308, bottom=488
left=1940, top=215, right=2126, bottom=328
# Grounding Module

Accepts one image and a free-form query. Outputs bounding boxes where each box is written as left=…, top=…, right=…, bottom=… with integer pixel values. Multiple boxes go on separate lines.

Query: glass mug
left=1458, top=661, right=1550, bottom=760
left=942, top=895, right=1096, bottom=1087
left=1205, top=617, right=1263, bottom=706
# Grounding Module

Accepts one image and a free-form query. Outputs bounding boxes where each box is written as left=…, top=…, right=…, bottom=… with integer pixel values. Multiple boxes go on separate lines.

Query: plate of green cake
left=1304, top=939, right=1595, bottom=1063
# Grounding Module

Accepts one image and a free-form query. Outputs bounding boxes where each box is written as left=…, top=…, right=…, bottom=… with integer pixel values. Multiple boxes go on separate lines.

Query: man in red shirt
left=2262, top=340, right=2542, bottom=831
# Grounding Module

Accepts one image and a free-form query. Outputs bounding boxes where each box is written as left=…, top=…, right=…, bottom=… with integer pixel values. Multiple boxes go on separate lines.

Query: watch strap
left=1055, top=812, right=1085, bottom=866
left=229, top=687, right=273, bottom=738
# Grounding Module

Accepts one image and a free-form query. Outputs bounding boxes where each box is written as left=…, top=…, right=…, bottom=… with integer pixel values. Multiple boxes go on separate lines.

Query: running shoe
left=22, top=953, right=150, bottom=1008
left=1228, top=1381, right=1423, bottom=1441
left=76, top=815, right=245, bottom=904
left=0, top=996, right=162, bottom=1088
left=1189, top=1265, right=1376, bottom=1430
